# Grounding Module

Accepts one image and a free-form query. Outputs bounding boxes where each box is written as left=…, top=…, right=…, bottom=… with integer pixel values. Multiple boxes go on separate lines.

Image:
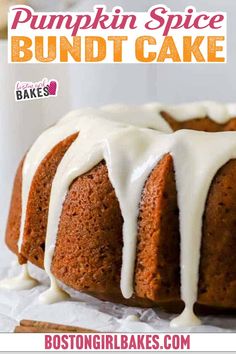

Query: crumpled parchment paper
left=1, top=253, right=236, bottom=333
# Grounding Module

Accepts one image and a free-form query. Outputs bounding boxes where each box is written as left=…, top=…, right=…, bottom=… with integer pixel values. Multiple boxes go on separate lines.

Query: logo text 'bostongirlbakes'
left=15, top=78, right=58, bottom=101
left=8, top=5, right=227, bottom=63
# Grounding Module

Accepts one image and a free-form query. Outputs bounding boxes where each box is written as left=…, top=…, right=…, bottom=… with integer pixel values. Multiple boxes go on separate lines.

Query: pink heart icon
left=48, top=80, right=58, bottom=96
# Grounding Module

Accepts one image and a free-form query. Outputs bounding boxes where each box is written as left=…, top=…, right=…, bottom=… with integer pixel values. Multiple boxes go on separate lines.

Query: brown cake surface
left=198, top=159, right=236, bottom=308
left=5, top=133, right=78, bottom=267
left=5, top=113, right=236, bottom=311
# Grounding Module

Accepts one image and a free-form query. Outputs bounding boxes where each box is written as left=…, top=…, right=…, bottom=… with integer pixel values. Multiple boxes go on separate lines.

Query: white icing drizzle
left=25, top=106, right=170, bottom=304
left=0, top=264, right=38, bottom=290
left=39, top=275, right=69, bottom=304
left=16, top=101, right=236, bottom=326
left=170, top=132, right=236, bottom=327
left=145, top=101, right=236, bottom=123
left=43, top=121, right=171, bottom=303
left=18, top=105, right=170, bottom=255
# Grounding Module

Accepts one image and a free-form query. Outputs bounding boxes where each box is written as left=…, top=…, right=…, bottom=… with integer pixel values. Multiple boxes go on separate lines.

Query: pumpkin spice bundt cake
left=3, top=102, right=236, bottom=327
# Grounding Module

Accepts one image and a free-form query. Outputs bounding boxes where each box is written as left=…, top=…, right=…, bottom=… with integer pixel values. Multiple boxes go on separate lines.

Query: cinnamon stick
left=14, top=319, right=98, bottom=333
left=15, top=326, right=64, bottom=333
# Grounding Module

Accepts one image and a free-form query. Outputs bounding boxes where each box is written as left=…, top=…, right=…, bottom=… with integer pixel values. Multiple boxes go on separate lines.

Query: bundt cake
left=4, top=102, right=236, bottom=327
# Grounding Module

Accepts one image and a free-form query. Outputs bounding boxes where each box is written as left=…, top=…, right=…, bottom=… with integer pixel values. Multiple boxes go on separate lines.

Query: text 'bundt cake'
left=3, top=102, right=236, bottom=327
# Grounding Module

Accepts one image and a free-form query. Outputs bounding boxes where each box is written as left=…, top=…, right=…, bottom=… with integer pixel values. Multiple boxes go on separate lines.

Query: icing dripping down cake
left=4, top=102, right=236, bottom=327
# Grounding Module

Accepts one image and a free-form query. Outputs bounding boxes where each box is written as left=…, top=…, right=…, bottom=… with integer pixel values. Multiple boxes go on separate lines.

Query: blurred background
left=0, top=0, right=235, bottom=261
